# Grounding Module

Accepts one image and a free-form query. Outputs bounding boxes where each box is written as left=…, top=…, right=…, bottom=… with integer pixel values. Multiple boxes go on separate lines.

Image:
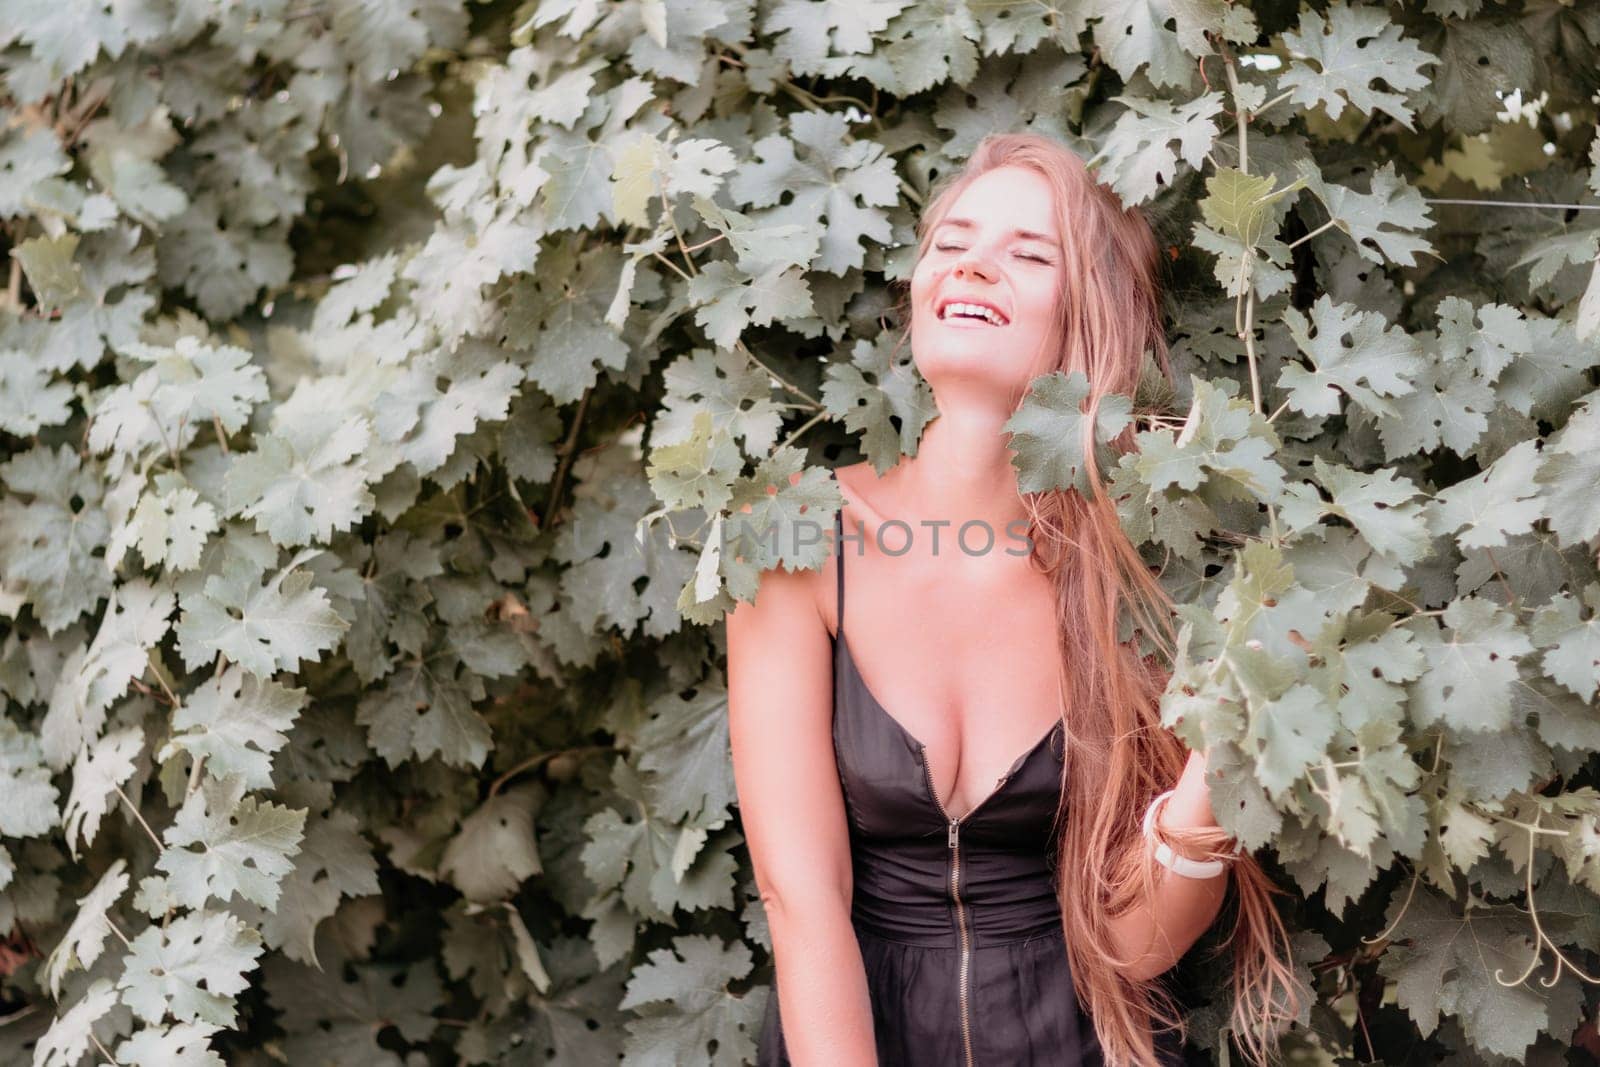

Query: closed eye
left=935, top=242, right=1051, bottom=264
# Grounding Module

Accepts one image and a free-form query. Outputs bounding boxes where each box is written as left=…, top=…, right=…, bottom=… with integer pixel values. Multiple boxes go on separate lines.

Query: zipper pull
left=947, top=817, right=959, bottom=849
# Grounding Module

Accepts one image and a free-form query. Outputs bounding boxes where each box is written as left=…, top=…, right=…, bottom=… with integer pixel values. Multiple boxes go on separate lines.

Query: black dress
left=755, top=508, right=1187, bottom=1066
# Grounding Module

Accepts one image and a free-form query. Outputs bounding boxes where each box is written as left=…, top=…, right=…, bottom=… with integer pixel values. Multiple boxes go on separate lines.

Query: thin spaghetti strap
left=834, top=506, right=845, bottom=640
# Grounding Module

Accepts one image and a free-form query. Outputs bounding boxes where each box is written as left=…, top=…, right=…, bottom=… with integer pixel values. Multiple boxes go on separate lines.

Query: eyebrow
left=935, top=216, right=1061, bottom=247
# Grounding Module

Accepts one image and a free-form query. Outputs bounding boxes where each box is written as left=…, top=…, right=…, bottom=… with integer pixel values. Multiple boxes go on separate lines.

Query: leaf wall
left=1, top=1, right=1598, bottom=1063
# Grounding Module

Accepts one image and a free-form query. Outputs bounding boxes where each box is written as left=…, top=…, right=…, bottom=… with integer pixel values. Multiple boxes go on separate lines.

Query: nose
left=951, top=248, right=995, bottom=281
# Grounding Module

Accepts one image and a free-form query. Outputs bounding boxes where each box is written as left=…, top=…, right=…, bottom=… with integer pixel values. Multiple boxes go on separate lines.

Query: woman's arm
left=1105, top=749, right=1233, bottom=981
left=727, top=558, right=878, bottom=1066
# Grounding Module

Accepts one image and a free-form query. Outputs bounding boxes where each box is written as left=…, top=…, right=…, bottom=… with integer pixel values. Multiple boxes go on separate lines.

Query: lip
left=936, top=295, right=1010, bottom=327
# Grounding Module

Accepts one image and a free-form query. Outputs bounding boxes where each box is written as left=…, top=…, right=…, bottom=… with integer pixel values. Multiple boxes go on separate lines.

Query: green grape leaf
left=118, top=909, right=265, bottom=1027
left=239, top=792, right=379, bottom=966
left=1198, top=167, right=1308, bottom=250
left=114, top=1022, right=224, bottom=1067
left=33, top=978, right=119, bottom=1067
left=440, top=786, right=544, bottom=903
left=0, top=126, right=71, bottom=216
left=224, top=412, right=375, bottom=548
left=88, top=336, right=268, bottom=461
left=1375, top=351, right=1496, bottom=460
left=655, top=345, right=786, bottom=458
left=155, top=192, right=293, bottom=320
left=1278, top=295, right=1422, bottom=420
left=174, top=548, right=349, bottom=678
left=727, top=111, right=899, bottom=275
left=43, top=578, right=173, bottom=769
left=762, top=0, right=911, bottom=77
left=263, top=955, right=442, bottom=1065
left=1003, top=371, right=1133, bottom=496
left=647, top=411, right=743, bottom=514
left=0, top=444, right=113, bottom=634
left=618, top=935, right=765, bottom=1067
left=14, top=232, right=83, bottom=311
left=1406, top=597, right=1534, bottom=733
left=157, top=774, right=307, bottom=911
left=0, top=347, right=73, bottom=434
left=127, top=483, right=219, bottom=572
left=1132, top=376, right=1286, bottom=503
left=1293, top=159, right=1436, bottom=268
left=1376, top=884, right=1584, bottom=1058
left=1278, top=1, right=1437, bottom=129
left=1534, top=388, right=1600, bottom=546
left=0, top=720, right=58, bottom=838
left=635, top=682, right=736, bottom=826
left=1245, top=683, right=1338, bottom=800
left=821, top=334, right=937, bottom=476
left=62, top=726, right=143, bottom=858
left=1090, top=92, right=1226, bottom=206
left=686, top=259, right=815, bottom=349
left=42, top=858, right=127, bottom=998
left=721, top=447, right=843, bottom=592
left=1313, top=457, right=1431, bottom=566
left=844, top=0, right=981, bottom=96
left=159, top=666, right=307, bottom=791
left=1529, top=584, right=1600, bottom=702
left=1428, top=439, right=1543, bottom=549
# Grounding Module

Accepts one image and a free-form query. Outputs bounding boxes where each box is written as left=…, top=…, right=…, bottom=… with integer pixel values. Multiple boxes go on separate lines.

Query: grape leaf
left=654, top=345, right=786, bottom=458
left=1003, top=371, right=1133, bottom=496
left=42, top=858, right=128, bottom=998
left=0, top=347, right=73, bottom=435
left=1534, top=388, right=1600, bottom=546
left=239, top=791, right=379, bottom=966
left=174, top=548, right=349, bottom=678
left=635, top=682, right=736, bottom=825
left=0, top=444, right=113, bottom=634
left=1278, top=1, right=1437, bottom=129
left=159, top=666, right=306, bottom=790
left=0, top=720, right=58, bottom=839
left=727, top=111, right=899, bottom=276
left=1376, top=884, right=1583, bottom=1058
left=127, top=483, right=219, bottom=572
left=1091, top=92, right=1226, bottom=206
left=1278, top=295, right=1422, bottom=420
left=1529, top=584, right=1600, bottom=702
left=440, top=785, right=544, bottom=904
left=1428, top=439, right=1543, bottom=549
left=820, top=334, right=937, bottom=476
left=157, top=774, right=307, bottom=911
left=617, top=935, right=765, bottom=1067
left=114, top=1022, right=224, bottom=1067
left=33, top=978, right=119, bottom=1067
left=762, top=0, right=911, bottom=77
left=225, top=411, right=375, bottom=548
left=118, top=909, right=265, bottom=1026
left=1406, top=597, right=1534, bottom=733
left=43, top=578, right=173, bottom=769
left=843, top=0, right=981, bottom=96
left=62, top=727, right=143, bottom=858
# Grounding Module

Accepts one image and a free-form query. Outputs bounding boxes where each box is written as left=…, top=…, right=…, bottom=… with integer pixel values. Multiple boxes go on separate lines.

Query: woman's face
left=909, top=165, right=1065, bottom=399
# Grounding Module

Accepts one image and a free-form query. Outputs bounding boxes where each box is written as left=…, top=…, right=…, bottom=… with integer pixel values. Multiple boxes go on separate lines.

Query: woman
left=725, top=133, right=1304, bottom=1067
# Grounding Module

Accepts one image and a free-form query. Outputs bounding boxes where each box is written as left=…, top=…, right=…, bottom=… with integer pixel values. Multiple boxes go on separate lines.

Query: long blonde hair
left=889, top=132, right=1306, bottom=1066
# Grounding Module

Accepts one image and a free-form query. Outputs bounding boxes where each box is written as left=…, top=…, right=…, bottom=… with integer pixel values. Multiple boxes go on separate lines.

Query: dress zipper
left=921, top=750, right=1011, bottom=1067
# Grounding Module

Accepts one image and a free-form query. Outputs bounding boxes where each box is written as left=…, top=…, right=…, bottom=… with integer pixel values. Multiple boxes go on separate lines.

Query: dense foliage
left=1, top=0, right=1598, bottom=1063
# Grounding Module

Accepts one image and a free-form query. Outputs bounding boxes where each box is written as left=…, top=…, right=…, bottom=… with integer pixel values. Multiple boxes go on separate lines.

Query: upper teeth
left=942, top=302, right=1006, bottom=325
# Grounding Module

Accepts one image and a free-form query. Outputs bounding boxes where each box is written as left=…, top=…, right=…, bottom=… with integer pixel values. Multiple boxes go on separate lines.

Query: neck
left=896, top=390, right=1030, bottom=533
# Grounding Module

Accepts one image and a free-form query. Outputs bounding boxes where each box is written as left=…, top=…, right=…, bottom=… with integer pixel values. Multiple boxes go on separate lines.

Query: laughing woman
left=725, top=133, right=1305, bottom=1066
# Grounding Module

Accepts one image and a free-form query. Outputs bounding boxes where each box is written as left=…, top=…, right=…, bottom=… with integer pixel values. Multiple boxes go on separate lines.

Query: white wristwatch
left=1142, top=789, right=1228, bottom=879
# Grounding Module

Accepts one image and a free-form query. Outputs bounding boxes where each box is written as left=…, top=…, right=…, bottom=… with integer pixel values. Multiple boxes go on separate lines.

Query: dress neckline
left=835, top=626, right=1061, bottom=822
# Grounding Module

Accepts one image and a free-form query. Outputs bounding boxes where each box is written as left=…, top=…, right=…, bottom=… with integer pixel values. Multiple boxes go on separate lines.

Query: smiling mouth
left=937, top=302, right=1010, bottom=327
